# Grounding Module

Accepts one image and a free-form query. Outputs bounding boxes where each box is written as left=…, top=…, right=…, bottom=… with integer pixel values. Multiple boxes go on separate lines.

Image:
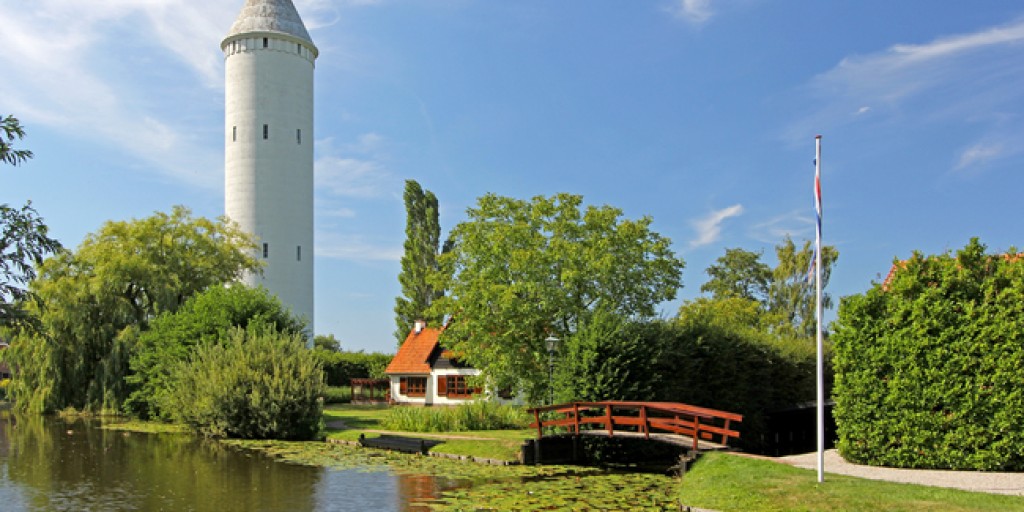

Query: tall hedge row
left=832, top=239, right=1024, bottom=470
left=655, top=318, right=821, bottom=452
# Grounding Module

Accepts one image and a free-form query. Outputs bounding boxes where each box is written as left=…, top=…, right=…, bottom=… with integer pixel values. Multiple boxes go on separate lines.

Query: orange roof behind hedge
left=385, top=326, right=442, bottom=375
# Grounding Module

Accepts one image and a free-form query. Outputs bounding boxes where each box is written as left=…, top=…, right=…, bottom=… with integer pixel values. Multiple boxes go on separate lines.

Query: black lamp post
left=545, top=336, right=560, bottom=405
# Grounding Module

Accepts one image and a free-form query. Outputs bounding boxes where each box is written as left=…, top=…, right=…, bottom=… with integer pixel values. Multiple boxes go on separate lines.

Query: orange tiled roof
left=385, top=326, right=442, bottom=375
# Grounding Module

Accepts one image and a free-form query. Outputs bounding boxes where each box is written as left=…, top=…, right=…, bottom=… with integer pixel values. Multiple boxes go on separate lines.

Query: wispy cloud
left=666, top=0, right=714, bottom=25
left=315, top=232, right=402, bottom=261
left=748, top=211, right=814, bottom=244
left=689, top=204, right=744, bottom=248
left=954, top=141, right=1016, bottom=172
left=315, top=134, right=397, bottom=198
left=787, top=18, right=1024, bottom=146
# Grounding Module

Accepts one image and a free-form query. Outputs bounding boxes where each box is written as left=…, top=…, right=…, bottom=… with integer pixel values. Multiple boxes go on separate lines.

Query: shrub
left=832, top=239, right=1024, bottom=470
left=381, top=401, right=530, bottom=432
left=163, top=326, right=325, bottom=440
left=125, top=285, right=305, bottom=419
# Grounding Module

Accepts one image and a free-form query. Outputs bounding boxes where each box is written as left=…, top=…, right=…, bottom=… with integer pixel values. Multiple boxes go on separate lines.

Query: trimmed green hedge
left=655, top=316, right=821, bottom=452
left=312, top=349, right=392, bottom=386
left=832, top=239, right=1024, bottom=470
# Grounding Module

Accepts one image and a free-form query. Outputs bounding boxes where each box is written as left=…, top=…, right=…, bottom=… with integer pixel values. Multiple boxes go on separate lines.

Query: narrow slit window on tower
left=263, top=124, right=269, bottom=140
left=263, top=243, right=269, bottom=259
left=263, top=37, right=268, bottom=48
left=297, top=43, right=302, bottom=54
left=296, top=129, right=301, bottom=145
left=232, top=126, right=237, bottom=142
left=297, top=245, right=301, bottom=261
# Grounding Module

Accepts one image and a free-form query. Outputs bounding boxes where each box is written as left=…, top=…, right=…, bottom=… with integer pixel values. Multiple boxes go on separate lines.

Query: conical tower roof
left=224, top=0, right=315, bottom=46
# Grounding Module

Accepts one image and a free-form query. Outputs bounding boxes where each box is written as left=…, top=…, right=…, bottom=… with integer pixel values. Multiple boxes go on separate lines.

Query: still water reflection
left=0, top=414, right=448, bottom=511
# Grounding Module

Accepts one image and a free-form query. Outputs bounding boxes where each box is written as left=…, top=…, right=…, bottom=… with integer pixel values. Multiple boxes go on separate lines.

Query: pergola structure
left=350, top=378, right=390, bottom=404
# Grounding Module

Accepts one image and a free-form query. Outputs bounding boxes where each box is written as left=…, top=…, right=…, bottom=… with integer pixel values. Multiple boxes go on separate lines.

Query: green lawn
left=322, top=404, right=533, bottom=462
left=680, top=451, right=1024, bottom=512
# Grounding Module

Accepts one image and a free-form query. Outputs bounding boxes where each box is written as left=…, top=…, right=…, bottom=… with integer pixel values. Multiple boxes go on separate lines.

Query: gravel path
left=778, top=449, right=1024, bottom=496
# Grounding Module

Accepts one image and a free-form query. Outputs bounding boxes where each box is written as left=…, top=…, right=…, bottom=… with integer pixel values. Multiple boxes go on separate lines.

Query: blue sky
left=4, top=1, right=1023, bottom=353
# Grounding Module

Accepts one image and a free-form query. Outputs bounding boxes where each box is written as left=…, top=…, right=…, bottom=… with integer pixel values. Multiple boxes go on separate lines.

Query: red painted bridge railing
left=527, top=401, right=742, bottom=451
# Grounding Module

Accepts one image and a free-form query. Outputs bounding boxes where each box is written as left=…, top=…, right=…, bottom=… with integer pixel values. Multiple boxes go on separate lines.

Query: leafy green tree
left=1, top=114, right=33, bottom=166
left=699, top=238, right=838, bottom=337
left=125, top=285, right=305, bottom=419
left=0, top=116, right=62, bottom=328
left=701, top=248, right=771, bottom=302
left=6, top=207, right=259, bottom=413
left=1, top=202, right=62, bottom=327
left=163, top=325, right=324, bottom=440
left=832, top=239, right=1024, bottom=470
left=769, top=237, right=838, bottom=337
left=313, top=333, right=341, bottom=352
left=430, top=193, right=684, bottom=403
left=394, top=180, right=443, bottom=343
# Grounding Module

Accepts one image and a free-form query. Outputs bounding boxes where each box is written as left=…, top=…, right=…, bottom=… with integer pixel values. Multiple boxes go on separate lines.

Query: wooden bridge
left=527, top=401, right=742, bottom=452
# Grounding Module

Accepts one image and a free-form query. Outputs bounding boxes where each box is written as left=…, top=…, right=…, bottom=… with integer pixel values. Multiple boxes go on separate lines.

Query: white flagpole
left=815, top=135, right=825, bottom=483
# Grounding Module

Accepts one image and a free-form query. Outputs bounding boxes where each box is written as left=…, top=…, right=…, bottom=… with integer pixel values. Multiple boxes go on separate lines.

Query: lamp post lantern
left=545, top=336, right=560, bottom=405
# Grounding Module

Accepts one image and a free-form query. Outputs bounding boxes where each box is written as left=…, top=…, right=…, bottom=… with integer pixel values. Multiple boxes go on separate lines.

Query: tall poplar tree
left=394, top=180, right=442, bottom=344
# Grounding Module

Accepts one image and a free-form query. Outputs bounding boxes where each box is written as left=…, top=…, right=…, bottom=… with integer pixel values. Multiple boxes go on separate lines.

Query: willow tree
left=393, top=180, right=442, bottom=343
left=430, top=193, right=684, bottom=402
left=6, top=206, right=259, bottom=413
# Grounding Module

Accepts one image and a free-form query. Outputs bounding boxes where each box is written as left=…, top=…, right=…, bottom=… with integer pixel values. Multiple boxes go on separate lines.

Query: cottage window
left=438, top=375, right=480, bottom=399
left=399, top=377, right=426, bottom=397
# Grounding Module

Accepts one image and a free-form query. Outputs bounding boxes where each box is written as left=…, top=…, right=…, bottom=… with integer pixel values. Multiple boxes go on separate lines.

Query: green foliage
left=381, top=401, right=530, bottom=432
left=312, top=349, right=392, bottom=385
left=5, top=206, right=259, bottom=413
left=323, top=386, right=352, bottom=404
left=701, top=247, right=772, bottom=302
left=431, top=193, right=683, bottom=403
left=314, top=333, right=341, bottom=351
left=658, top=309, right=821, bottom=451
left=832, top=238, right=1024, bottom=470
left=1, top=114, right=33, bottom=167
left=698, top=239, right=838, bottom=338
left=2, top=203, right=62, bottom=327
left=163, top=326, right=325, bottom=440
left=125, top=285, right=305, bottom=419
left=552, top=307, right=661, bottom=404
left=394, top=180, right=443, bottom=344
left=769, top=237, right=839, bottom=337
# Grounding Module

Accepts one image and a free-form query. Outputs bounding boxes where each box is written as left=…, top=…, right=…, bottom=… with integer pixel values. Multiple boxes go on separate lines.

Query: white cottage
left=385, top=322, right=482, bottom=405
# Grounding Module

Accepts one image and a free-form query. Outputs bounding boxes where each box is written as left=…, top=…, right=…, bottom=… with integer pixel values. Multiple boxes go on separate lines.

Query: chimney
left=414, top=319, right=425, bottom=334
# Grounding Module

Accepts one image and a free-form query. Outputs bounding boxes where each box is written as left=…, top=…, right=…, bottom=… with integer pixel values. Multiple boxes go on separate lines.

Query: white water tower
left=222, top=0, right=317, bottom=332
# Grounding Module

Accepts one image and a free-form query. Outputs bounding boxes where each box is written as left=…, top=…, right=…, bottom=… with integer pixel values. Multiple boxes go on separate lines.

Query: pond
left=0, top=414, right=455, bottom=511
left=0, top=413, right=682, bottom=511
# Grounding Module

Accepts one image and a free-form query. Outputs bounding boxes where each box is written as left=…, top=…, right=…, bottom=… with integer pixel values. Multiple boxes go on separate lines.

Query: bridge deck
left=528, top=400, right=742, bottom=452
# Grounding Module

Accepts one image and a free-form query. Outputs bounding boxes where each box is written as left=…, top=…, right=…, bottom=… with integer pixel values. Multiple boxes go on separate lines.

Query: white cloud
left=788, top=18, right=1024, bottom=143
left=315, top=232, right=402, bottom=261
left=689, top=204, right=744, bottom=248
left=749, top=211, right=813, bottom=244
left=955, top=141, right=1011, bottom=171
left=667, top=0, right=714, bottom=25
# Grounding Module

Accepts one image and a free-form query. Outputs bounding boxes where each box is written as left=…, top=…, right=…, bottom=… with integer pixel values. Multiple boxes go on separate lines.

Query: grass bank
left=680, top=451, right=1024, bottom=512
left=323, top=404, right=532, bottom=462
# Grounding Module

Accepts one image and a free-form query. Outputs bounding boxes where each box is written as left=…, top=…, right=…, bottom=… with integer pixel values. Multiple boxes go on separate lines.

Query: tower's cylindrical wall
left=224, top=33, right=315, bottom=329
